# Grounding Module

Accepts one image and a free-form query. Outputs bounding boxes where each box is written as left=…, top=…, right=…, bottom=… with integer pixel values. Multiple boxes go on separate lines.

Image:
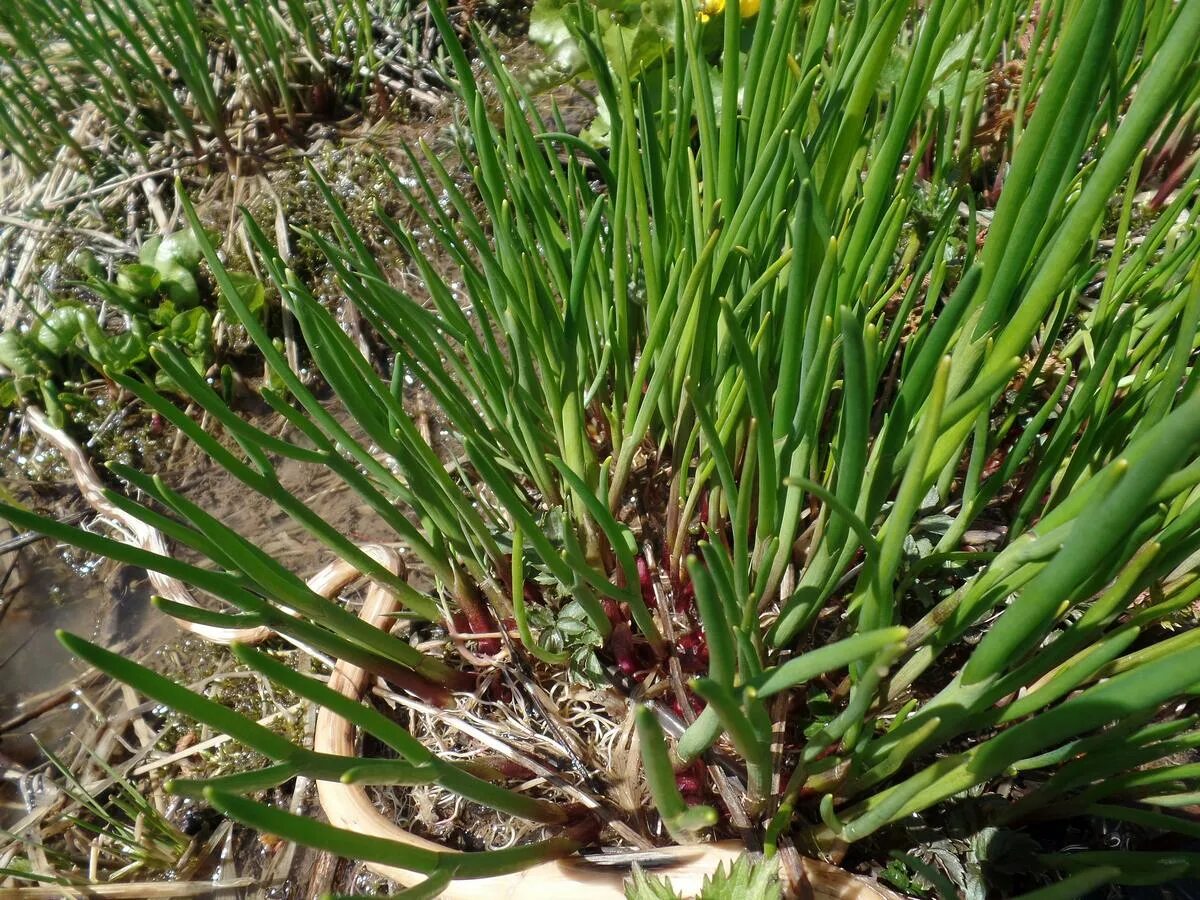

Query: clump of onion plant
left=5, top=0, right=1200, bottom=896
left=0, top=0, right=442, bottom=173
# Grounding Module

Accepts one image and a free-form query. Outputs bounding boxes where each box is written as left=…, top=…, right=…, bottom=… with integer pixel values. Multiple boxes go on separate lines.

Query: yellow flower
left=697, top=0, right=759, bottom=23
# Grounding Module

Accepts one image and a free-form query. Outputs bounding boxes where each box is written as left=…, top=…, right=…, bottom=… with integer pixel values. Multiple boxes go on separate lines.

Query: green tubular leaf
left=977, top=0, right=1119, bottom=329
left=54, top=638, right=427, bottom=786
left=548, top=456, right=661, bottom=649
left=718, top=299, right=777, bottom=545
left=182, top=193, right=426, bottom=524
left=1011, top=715, right=1197, bottom=776
left=106, top=463, right=450, bottom=681
left=149, top=344, right=326, bottom=466
left=465, top=442, right=613, bottom=635
left=806, top=639, right=907, bottom=761
left=754, top=628, right=908, bottom=699
left=1140, top=791, right=1200, bottom=808
left=150, top=596, right=268, bottom=631
left=690, top=678, right=772, bottom=801
left=689, top=557, right=735, bottom=687
left=1006, top=732, right=1200, bottom=817
left=1035, top=852, right=1199, bottom=887
left=11, top=0, right=1200, bottom=878
left=509, top=526, right=568, bottom=665
left=817, top=2, right=910, bottom=212
left=56, top=631, right=305, bottom=762
left=987, top=0, right=1200, bottom=371
left=1144, top=257, right=1200, bottom=426
left=166, top=764, right=299, bottom=798
left=206, top=788, right=579, bottom=878
left=781, top=476, right=881, bottom=562
left=612, top=226, right=721, bottom=506
left=996, top=626, right=1142, bottom=724
left=323, top=867, right=454, bottom=900
left=836, top=640, right=1200, bottom=843
left=1088, top=804, right=1200, bottom=841
left=964, top=386, right=1200, bottom=684
left=859, top=355, right=951, bottom=634
left=635, top=706, right=703, bottom=843
left=684, top=381, right=741, bottom=555
left=676, top=707, right=723, bottom=765
left=535, top=132, right=615, bottom=188
left=1008, top=867, right=1121, bottom=900
left=670, top=805, right=719, bottom=835
left=228, top=644, right=566, bottom=824
left=338, top=762, right=441, bottom=786
left=831, top=307, right=869, bottom=542
left=0, top=500, right=258, bottom=615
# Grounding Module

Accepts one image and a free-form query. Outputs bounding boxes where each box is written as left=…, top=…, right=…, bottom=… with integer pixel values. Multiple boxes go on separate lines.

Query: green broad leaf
left=39, top=381, right=65, bottom=428
left=116, top=263, right=161, bottom=300
left=0, top=330, right=44, bottom=376
left=698, top=855, right=781, bottom=900
left=72, top=248, right=106, bottom=280
left=166, top=307, right=213, bottom=357
left=597, top=0, right=674, bottom=80
left=154, top=228, right=208, bottom=271
left=540, top=598, right=607, bottom=684
left=926, top=30, right=987, bottom=106
left=219, top=272, right=266, bottom=320
left=579, top=94, right=613, bottom=146
left=86, top=278, right=148, bottom=316
left=529, top=0, right=585, bottom=75
left=33, top=305, right=88, bottom=356
left=138, top=235, right=163, bottom=266
left=157, top=262, right=200, bottom=308
left=625, top=864, right=683, bottom=900
left=530, top=0, right=674, bottom=84
left=148, top=299, right=179, bottom=327
left=0, top=378, right=19, bottom=408
left=103, top=332, right=150, bottom=373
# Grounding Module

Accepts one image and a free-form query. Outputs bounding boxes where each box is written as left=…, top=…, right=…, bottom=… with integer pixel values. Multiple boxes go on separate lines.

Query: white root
left=25, top=405, right=269, bottom=645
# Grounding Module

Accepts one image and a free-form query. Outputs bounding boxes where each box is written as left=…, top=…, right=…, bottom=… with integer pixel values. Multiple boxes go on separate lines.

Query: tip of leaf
left=55, top=629, right=83, bottom=653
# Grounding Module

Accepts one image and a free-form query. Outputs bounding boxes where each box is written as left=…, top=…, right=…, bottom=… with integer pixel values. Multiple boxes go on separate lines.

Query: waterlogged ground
left=0, top=392, right=435, bottom=895
left=0, top=541, right=164, bottom=728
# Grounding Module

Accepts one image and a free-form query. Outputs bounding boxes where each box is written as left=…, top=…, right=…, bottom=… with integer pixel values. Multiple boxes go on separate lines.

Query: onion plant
left=5, top=0, right=1200, bottom=895
left=0, top=0, right=385, bottom=171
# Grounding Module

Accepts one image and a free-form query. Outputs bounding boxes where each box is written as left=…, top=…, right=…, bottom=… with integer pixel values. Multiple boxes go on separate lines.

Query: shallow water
left=0, top=542, right=164, bottom=718
left=0, top=536, right=171, bottom=827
